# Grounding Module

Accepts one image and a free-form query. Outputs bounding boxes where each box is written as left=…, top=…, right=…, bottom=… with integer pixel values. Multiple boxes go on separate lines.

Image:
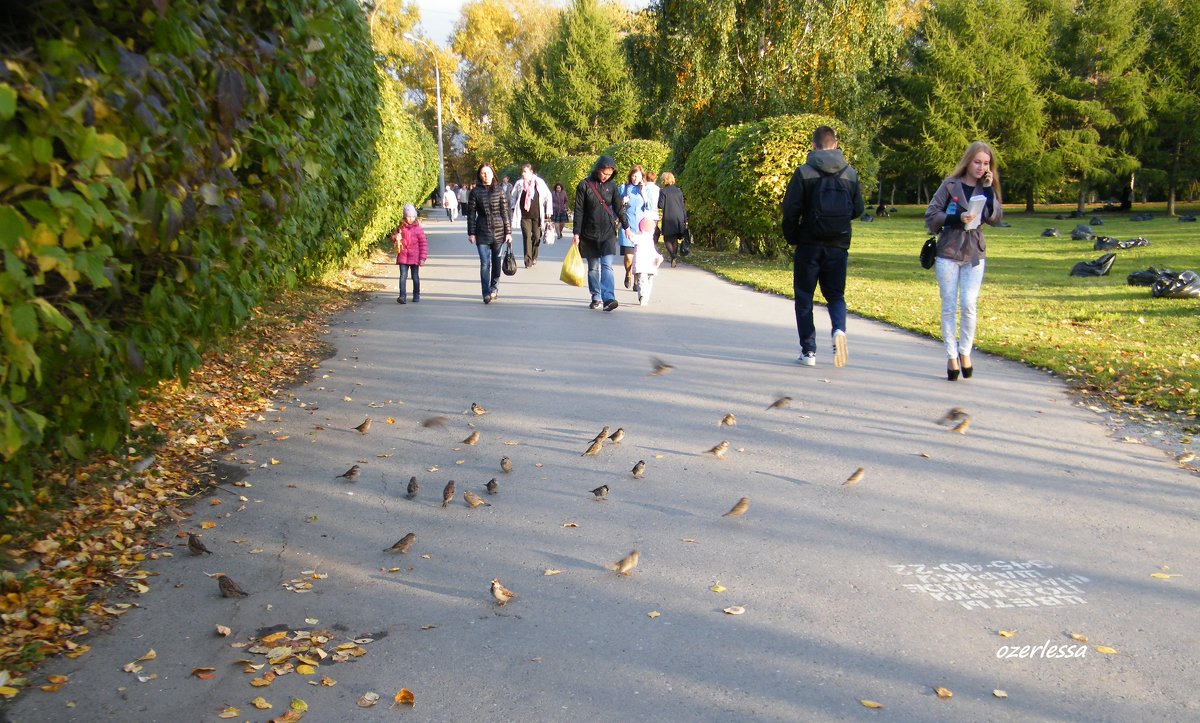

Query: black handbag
left=502, top=242, right=518, bottom=276
left=920, top=237, right=937, bottom=269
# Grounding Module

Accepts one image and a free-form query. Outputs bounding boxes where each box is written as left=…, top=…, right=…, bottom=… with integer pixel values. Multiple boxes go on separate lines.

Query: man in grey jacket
left=781, top=125, right=865, bottom=368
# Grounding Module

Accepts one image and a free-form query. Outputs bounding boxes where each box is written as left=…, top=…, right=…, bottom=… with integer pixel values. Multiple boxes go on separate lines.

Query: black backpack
left=807, top=167, right=854, bottom=242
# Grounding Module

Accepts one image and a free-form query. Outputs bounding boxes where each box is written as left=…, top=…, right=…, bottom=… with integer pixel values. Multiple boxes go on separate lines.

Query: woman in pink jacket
left=393, top=203, right=429, bottom=304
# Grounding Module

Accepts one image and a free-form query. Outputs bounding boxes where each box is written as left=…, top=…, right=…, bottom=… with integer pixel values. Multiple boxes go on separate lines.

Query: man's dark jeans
left=792, top=244, right=848, bottom=355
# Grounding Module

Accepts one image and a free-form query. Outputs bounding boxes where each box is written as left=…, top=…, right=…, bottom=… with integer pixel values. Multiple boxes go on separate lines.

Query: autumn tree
left=499, top=0, right=637, bottom=165
left=451, top=0, right=559, bottom=166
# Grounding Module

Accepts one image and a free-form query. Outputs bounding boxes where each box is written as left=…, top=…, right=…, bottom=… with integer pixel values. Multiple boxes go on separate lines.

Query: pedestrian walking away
left=510, top=164, right=553, bottom=268
left=393, top=203, right=429, bottom=304
left=781, top=125, right=865, bottom=368
left=573, top=155, right=624, bottom=311
left=466, top=163, right=513, bottom=304
left=657, top=172, right=688, bottom=268
left=551, top=182, right=570, bottom=240
left=442, top=184, right=459, bottom=222
left=924, top=141, right=1003, bottom=381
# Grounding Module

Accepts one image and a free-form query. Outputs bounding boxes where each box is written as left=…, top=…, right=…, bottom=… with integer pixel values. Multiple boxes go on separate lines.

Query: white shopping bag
left=543, top=223, right=556, bottom=245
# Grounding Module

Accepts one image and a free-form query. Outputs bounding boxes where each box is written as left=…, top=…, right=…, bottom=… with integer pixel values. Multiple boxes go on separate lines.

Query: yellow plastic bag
left=560, top=243, right=586, bottom=287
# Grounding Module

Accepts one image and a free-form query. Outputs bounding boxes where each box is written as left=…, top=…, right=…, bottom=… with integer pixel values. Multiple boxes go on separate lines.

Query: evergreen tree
left=500, top=0, right=637, bottom=165
left=1142, top=0, right=1200, bottom=213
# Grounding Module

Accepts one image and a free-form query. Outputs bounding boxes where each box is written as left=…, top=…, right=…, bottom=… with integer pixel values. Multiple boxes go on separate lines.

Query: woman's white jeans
left=935, top=257, right=985, bottom=359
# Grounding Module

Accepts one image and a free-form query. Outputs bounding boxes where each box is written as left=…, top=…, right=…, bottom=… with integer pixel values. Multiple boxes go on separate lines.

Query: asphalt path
left=6, top=219, right=1199, bottom=722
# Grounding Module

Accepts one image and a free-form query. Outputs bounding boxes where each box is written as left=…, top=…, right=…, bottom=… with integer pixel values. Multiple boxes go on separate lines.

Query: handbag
left=543, top=222, right=556, bottom=246
left=920, top=237, right=937, bottom=269
left=502, top=242, right=518, bottom=276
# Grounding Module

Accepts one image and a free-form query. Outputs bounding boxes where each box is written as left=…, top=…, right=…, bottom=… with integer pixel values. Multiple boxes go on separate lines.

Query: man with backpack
left=781, top=125, right=865, bottom=368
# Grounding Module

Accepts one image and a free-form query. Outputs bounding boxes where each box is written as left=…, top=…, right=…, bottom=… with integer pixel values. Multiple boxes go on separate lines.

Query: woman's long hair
left=950, top=141, right=1001, bottom=203
left=476, top=163, right=495, bottom=189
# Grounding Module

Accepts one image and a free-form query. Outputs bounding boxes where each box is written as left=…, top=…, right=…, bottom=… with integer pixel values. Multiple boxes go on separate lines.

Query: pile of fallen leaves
left=0, top=269, right=377, bottom=698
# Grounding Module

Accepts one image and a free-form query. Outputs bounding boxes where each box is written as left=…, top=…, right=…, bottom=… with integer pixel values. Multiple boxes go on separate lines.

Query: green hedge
left=679, top=115, right=875, bottom=256
left=541, top=154, right=597, bottom=192
left=357, top=74, right=439, bottom=248
left=600, top=139, right=671, bottom=179
left=0, top=0, right=420, bottom=500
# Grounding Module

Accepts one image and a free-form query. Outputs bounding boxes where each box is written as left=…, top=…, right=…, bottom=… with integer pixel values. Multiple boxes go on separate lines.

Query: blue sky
left=413, top=0, right=652, bottom=46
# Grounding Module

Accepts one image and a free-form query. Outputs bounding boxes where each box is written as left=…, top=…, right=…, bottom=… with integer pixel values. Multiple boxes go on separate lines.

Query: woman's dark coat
left=467, top=184, right=511, bottom=245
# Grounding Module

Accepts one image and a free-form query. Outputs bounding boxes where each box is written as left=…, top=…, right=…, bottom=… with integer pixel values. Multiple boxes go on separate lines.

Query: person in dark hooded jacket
left=466, top=163, right=512, bottom=303
left=781, top=125, right=864, bottom=368
left=572, top=155, right=624, bottom=311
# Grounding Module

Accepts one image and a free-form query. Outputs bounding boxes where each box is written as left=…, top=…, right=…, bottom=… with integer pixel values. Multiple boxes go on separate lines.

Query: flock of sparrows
left=194, top=356, right=978, bottom=606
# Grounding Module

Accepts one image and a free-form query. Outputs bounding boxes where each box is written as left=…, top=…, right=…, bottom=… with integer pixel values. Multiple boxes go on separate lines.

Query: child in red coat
left=394, top=204, right=429, bottom=304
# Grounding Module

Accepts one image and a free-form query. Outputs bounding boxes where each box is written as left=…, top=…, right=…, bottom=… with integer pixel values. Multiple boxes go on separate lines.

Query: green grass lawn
left=690, top=203, right=1200, bottom=421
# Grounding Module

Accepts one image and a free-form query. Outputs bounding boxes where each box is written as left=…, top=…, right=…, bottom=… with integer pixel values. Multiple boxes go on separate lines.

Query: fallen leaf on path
left=860, top=699, right=883, bottom=709
left=543, top=569, right=562, bottom=576
left=682, top=539, right=696, bottom=544
left=1150, top=573, right=1181, bottom=579
left=210, top=499, right=222, bottom=506
left=251, top=696, right=272, bottom=709
left=710, top=583, right=727, bottom=593
left=1093, top=645, right=1118, bottom=655
left=998, top=630, right=1015, bottom=638
left=200, top=521, right=216, bottom=529
left=319, top=676, right=336, bottom=686
left=394, top=689, right=415, bottom=706
left=296, top=665, right=316, bottom=675
left=191, top=667, right=216, bottom=679
left=993, top=689, right=1008, bottom=698
left=647, top=611, right=661, bottom=618
left=933, top=686, right=953, bottom=699
left=562, top=522, right=578, bottom=528
left=386, top=417, right=396, bottom=424
left=218, top=707, right=240, bottom=719
left=1069, top=633, right=1088, bottom=643
left=357, top=692, right=380, bottom=708
left=723, top=606, right=746, bottom=615
left=216, top=625, right=232, bottom=637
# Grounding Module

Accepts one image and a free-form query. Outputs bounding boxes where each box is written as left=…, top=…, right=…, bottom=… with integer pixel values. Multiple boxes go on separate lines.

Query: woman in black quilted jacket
left=466, top=163, right=513, bottom=304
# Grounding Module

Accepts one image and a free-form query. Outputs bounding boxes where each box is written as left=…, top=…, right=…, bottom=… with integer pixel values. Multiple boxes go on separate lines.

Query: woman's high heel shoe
left=959, top=354, right=973, bottom=379
left=947, top=360, right=960, bottom=381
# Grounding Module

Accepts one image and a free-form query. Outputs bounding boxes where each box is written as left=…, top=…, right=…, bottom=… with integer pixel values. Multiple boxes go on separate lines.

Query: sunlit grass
left=691, top=203, right=1200, bottom=419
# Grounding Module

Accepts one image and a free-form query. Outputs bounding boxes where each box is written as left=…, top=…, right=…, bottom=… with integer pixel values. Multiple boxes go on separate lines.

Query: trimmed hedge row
left=678, top=114, right=876, bottom=256
left=600, top=139, right=671, bottom=179
left=539, top=154, right=596, bottom=192
left=0, top=0, right=433, bottom=500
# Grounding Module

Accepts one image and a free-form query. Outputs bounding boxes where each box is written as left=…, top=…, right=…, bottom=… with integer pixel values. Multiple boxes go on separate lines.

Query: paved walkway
left=6, top=220, right=1199, bottom=722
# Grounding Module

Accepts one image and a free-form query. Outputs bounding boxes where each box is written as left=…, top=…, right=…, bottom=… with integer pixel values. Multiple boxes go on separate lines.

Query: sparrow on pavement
left=491, top=578, right=518, bottom=606
left=582, top=439, right=604, bottom=457
left=500, top=456, right=512, bottom=473
left=462, top=431, right=480, bottom=445
left=938, top=407, right=970, bottom=426
left=608, top=428, right=625, bottom=444
left=354, top=417, right=372, bottom=434
left=471, top=402, right=488, bottom=416
left=464, top=490, right=491, bottom=508
left=406, top=476, right=419, bottom=499
left=486, top=478, right=499, bottom=495
left=591, top=485, right=609, bottom=499
left=383, top=532, right=416, bottom=553
left=609, top=550, right=640, bottom=576
left=721, top=414, right=737, bottom=426
left=722, top=497, right=749, bottom=517
left=706, top=441, right=729, bottom=459
left=767, top=396, right=792, bottom=410
left=336, top=464, right=360, bottom=481
left=843, top=467, right=866, bottom=486
left=217, top=574, right=249, bottom=597
left=442, top=480, right=456, bottom=508
left=649, top=358, right=674, bottom=376
left=631, top=460, right=646, bottom=479
left=188, top=533, right=212, bottom=555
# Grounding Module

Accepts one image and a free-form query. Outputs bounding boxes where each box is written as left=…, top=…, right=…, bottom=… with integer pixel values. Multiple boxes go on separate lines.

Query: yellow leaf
left=296, top=665, right=316, bottom=675
left=305, top=516, right=318, bottom=523
left=251, top=696, right=272, bottom=709
left=47, top=675, right=68, bottom=684
left=319, top=676, right=336, bottom=687
left=136, top=649, right=157, bottom=662
left=217, top=707, right=240, bottom=719
left=343, top=396, right=352, bottom=401
left=933, top=686, right=953, bottom=699
left=1150, top=573, right=1181, bottom=579
left=543, top=569, right=562, bottom=576
left=210, top=499, right=222, bottom=506
left=860, top=699, right=883, bottom=709
left=646, top=611, right=661, bottom=618
left=711, top=583, right=727, bottom=593
left=260, top=632, right=288, bottom=644
left=993, top=689, right=1008, bottom=698
left=270, top=458, right=280, bottom=465
left=290, top=698, right=309, bottom=713
left=1093, top=645, right=1118, bottom=655
left=394, top=689, right=415, bottom=706
left=1070, top=633, right=1089, bottom=643
left=386, top=417, right=396, bottom=424
left=562, top=522, right=578, bottom=528
left=251, top=676, right=273, bottom=687
left=357, top=692, right=380, bottom=708
left=0, top=686, right=18, bottom=699
left=998, top=630, right=1015, bottom=638
left=200, top=521, right=216, bottom=529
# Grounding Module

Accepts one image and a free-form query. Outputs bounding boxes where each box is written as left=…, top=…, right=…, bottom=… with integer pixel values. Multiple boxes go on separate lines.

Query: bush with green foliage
left=540, top=154, right=597, bottom=193
left=679, top=115, right=875, bottom=256
left=600, top=139, right=671, bottom=178
left=357, top=73, right=439, bottom=247
left=0, top=0, right=428, bottom=502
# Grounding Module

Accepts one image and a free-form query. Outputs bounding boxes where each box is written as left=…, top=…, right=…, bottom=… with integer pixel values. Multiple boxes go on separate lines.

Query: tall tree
left=640, top=0, right=925, bottom=166
left=499, top=0, right=638, bottom=165
left=886, top=0, right=1052, bottom=210
left=451, top=0, right=559, bottom=165
left=1142, top=0, right=1200, bottom=214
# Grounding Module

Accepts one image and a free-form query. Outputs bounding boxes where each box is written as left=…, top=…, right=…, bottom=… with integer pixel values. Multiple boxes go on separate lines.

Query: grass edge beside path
left=0, top=263, right=384, bottom=698
left=686, top=205, right=1200, bottom=432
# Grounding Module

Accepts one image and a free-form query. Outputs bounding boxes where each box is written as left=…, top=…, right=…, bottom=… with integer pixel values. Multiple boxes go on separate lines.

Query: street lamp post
left=405, top=34, right=446, bottom=208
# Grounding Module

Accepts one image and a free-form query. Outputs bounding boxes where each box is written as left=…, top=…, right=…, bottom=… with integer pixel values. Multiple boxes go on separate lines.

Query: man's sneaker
left=833, top=330, right=848, bottom=368
left=797, top=352, right=817, bottom=367
left=603, top=299, right=619, bottom=312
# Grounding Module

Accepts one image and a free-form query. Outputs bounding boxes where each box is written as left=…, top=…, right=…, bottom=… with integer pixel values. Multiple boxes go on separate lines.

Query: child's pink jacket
left=395, top=222, right=428, bottom=265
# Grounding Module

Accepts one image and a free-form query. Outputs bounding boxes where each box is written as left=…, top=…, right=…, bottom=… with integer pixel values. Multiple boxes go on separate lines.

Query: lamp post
left=405, top=34, right=445, bottom=206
